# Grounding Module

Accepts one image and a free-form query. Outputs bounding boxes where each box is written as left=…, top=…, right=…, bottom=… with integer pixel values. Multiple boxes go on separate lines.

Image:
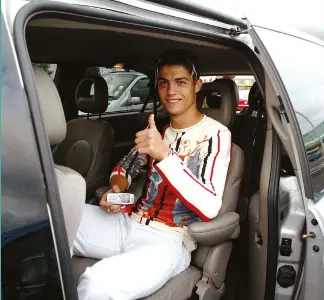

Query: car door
left=1, top=11, right=76, bottom=300
left=248, top=23, right=324, bottom=300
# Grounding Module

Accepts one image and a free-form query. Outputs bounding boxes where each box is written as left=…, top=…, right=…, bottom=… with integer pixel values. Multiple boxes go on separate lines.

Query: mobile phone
left=106, top=193, right=135, bottom=205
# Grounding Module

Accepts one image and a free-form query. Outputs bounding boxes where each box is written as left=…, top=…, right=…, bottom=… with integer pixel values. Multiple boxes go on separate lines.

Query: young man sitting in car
left=73, top=49, right=232, bottom=300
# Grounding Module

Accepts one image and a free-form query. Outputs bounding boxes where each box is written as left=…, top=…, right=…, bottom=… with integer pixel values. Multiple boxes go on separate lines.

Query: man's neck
left=170, top=108, right=204, bottom=130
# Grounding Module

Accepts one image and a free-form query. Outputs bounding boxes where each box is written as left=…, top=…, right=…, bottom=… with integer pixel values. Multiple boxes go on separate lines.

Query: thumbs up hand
left=135, top=114, right=170, bottom=162
left=148, top=113, right=158, bottom=131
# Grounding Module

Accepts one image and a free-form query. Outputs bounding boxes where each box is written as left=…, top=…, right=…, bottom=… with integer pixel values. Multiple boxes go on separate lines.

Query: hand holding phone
left=106, top=193, right=135, bottom=205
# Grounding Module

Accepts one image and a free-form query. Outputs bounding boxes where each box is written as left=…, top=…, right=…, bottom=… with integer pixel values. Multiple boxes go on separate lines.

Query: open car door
left=247, top=18, right=324, bottom=300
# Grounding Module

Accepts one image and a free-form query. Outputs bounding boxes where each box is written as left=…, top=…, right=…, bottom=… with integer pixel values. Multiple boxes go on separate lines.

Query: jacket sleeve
left=154, top=129, right=231, bottom=221
left=110, top=147, right=147, bottom=188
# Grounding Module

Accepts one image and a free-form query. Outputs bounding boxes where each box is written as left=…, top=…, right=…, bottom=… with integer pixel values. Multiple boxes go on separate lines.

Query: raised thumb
left=148, top=114, right=157, bottom=130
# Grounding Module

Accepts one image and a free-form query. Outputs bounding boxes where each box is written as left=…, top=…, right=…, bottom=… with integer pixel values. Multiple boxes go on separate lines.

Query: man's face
left=157, top=65, right=202, bottom=116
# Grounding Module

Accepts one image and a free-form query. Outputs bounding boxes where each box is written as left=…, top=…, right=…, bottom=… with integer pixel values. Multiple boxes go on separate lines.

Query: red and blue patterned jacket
left=110, top=115, right=231, bottom=227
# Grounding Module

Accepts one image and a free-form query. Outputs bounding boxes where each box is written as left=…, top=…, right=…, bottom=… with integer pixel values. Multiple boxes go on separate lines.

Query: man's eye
left=159, top=81, right=167, bottom=86
left=178, top=81, right=186, bottom=85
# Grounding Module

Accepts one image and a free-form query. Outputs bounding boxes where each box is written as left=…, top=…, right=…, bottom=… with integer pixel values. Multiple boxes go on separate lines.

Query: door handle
left=302, top=232, right=316, bottom=239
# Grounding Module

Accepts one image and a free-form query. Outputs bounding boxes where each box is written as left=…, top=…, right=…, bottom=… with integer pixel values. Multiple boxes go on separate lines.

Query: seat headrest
left=75, top=76, right=109, bottom=114
left=33, top=65, right=67, bottom=145
left=197, top=79, right=238, bottom=127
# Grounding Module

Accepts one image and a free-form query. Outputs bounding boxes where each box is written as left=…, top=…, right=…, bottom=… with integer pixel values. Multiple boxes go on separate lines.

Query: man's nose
left=167, top=82, right=177, bottom=95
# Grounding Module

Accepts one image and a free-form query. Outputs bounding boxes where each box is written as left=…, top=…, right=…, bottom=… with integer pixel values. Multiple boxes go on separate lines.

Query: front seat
left=71, top=79, right=244, bottom=300
left=53, top=76, right=115, bottom=198
left=33, top=65, right=86, bottom=250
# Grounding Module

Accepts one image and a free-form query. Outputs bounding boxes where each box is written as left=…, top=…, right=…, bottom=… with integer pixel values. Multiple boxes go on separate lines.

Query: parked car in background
left=104, top=71, right=151, bottom=112
left=81, top=71, right=152, bottom=114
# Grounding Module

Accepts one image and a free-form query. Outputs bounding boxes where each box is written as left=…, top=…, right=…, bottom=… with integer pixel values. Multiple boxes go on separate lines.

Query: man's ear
left=195, top=79, right=203, bottom=93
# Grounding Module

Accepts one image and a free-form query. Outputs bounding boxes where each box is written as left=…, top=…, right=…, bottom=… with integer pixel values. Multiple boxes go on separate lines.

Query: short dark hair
left=155, top=49, right=201, bottom=82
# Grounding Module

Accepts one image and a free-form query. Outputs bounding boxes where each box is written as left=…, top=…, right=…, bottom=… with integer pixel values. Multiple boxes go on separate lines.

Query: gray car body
left=2, top=1, right=324, bottom=300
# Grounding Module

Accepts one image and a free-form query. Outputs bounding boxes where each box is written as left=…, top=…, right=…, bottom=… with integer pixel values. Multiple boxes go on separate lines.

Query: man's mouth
left=166, top=99, right=181, bottom=104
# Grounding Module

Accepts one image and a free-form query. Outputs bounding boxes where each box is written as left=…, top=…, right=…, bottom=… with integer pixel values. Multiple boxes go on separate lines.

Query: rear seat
left=53, top=76, right=115, bottom=198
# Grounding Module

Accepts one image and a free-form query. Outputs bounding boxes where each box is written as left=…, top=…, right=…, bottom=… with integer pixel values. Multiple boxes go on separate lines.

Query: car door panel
left=249, top=25, right=324, bottom=300
left=248, top=111, right=273, bottom=300
left=2, top=13, right=67, bottom=300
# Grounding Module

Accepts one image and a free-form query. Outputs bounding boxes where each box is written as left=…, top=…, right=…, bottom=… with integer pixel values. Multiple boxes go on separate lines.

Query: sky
left=194, top=0, right=324, bottom=41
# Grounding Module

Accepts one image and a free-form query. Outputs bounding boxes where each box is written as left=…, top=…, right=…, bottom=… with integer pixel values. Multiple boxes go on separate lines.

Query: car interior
left=11, top=6, right=302, bottom=300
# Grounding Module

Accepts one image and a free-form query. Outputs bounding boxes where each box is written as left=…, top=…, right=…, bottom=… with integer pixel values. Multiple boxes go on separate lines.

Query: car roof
left=5, top=0, right=324, bottom=46
left=112, top=0, right=324, bottom=45
left=7, top=0, right=323, bottom=76
left=3, top=0, right=240, bottom=30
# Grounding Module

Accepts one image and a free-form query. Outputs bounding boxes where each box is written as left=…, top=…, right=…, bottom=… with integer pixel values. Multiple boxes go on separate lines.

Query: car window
left=83, top=67, right=154, bottom=114
left=105, top=73, right=137, bottom=100
left=253, top=27, right=324, bottom=202
left=130, top=78, right=150, bottom=103
left=234, top=76, right=255, bottom=112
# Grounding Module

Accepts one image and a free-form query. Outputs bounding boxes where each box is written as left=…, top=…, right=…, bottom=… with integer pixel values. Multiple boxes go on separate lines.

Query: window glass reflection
left=255, top=27, right=324, bottom=201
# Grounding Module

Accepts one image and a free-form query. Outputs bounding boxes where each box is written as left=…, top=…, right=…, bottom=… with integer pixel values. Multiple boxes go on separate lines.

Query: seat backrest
left=196, top=78, right=242, bottom=214
left=191, top=144, right=244, bottom=268
left=198, top=78, right=238, bottom=128
left=33, top=65, right=86, bottom=249
left=53, top=76, right=115, bottom=196
left=192, top=79, right=244, bottom=270
left=218, top=144, right=244, bottom=214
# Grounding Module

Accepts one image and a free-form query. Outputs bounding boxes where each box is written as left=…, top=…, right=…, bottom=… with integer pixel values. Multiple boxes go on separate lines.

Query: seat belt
left=141, top=82, right=167, bottom=132
left=140, top=82, right=155, bottom=113
left=237, top=103, right=265, bottom=222
left=250, top=104, right=267, bottom=194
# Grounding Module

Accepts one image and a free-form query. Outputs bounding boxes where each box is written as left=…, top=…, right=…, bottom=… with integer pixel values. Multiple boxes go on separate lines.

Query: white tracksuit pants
left=73, top=204, right=191, bottom=300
